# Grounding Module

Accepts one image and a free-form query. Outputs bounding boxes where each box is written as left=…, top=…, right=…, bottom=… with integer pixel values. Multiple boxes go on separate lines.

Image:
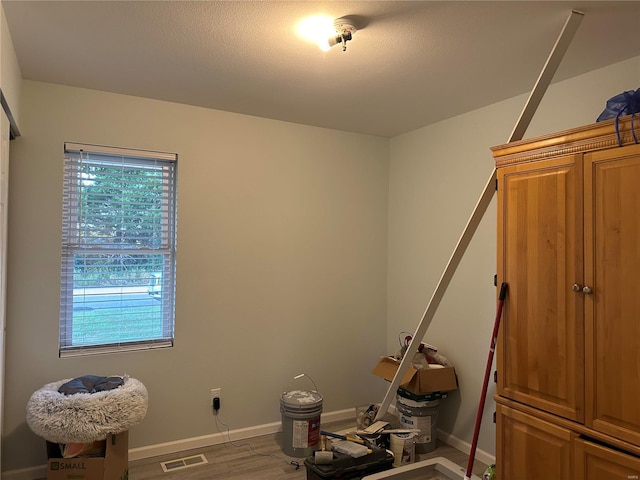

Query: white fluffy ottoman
left=26, top=375, right=148, bottom=444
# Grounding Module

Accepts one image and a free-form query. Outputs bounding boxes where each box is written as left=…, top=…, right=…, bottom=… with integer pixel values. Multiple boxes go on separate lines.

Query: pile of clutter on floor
left=301, top=334, right=460, bottom=479
left=283, top=334, right=497, bottom=479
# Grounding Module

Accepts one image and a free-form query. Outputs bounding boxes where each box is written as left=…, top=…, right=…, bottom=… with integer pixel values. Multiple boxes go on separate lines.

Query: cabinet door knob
left=572, top=283, right=581, bottom=292
left=582, top=286, right=592, bottom=294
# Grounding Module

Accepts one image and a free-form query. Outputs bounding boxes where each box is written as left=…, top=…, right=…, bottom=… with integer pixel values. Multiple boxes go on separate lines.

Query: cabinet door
left=575, top=438, right=640, bottom=479
left=496, top=404, right=574, bottom=480
left=497, top=155, right=584, bottom=421
left=585, top=144, right=640, bottom=446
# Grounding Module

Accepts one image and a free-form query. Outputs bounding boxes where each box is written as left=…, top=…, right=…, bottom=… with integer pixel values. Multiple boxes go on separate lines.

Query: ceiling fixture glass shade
left=298, top=16, right=357, bottom=52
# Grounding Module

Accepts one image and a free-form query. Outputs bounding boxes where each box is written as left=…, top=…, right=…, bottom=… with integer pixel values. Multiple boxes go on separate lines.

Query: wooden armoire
left=491, top=115, right=640, bottom=480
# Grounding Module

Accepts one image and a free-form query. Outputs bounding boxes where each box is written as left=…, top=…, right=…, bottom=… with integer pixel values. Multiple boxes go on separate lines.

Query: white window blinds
left=60, top=143, right=177, bottom=356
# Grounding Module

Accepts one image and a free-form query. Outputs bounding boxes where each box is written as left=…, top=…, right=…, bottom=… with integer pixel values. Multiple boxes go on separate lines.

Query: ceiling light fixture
left=326, top=18, right=357, bottom=52
left=297, top=16, right=358, bottom=52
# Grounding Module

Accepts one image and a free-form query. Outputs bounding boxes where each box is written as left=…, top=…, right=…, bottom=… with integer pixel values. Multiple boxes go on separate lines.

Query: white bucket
left=396, top=393, right=440, bottom=454
left=390, top=432, right=415, bottom=467
left=279, top=389, right=323, bottom=457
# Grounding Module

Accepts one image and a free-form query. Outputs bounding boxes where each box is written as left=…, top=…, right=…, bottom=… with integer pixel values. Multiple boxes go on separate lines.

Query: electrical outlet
left=210, top=388, right=221, bottom=403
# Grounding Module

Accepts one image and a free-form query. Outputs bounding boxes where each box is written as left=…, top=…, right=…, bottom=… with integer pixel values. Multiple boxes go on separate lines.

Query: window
left=60, top=143, right=177, bottom=356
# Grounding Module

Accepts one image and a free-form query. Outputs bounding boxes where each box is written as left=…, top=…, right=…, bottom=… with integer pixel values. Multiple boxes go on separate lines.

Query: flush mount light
left=298, top=15, right=358, bottom=52
left=327, top=18, right=357, bottom=52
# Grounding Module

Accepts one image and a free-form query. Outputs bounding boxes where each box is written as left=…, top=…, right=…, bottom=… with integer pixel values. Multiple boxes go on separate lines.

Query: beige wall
left=4, top=81, right=389, bottom=471
left=387, top=55, right=640, bottom=458
left=0, top=2, right=21, bottom=129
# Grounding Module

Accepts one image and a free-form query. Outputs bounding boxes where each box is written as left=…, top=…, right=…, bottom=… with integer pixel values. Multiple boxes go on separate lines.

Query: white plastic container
left=390, top=432, right=416, bottom=467
left=396, top=393, right=440, bottom=454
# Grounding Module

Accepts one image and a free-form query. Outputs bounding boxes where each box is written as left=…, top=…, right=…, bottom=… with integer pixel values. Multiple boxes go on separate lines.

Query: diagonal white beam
left=509, top=9, right=585, bottom=142
left=375, top=9, right=584, bottom=422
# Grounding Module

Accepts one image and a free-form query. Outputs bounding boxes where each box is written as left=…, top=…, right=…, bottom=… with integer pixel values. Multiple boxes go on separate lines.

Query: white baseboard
left=437, top=429, right=495, bottom=468
left=129, top=408, right=354, bottom=461
left=4, top=408, right=495, bottom=480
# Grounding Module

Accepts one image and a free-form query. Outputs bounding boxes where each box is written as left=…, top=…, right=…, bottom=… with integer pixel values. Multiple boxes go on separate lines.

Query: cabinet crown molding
left=492, top=115, right=639, bottom=167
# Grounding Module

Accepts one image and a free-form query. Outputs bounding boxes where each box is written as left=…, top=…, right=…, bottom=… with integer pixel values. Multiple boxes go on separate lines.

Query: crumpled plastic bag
left=483, top=464, right=496, bottom=480
left=596, top=88, right=640, bottom=146
left=597, top=88, right=640, bottom=122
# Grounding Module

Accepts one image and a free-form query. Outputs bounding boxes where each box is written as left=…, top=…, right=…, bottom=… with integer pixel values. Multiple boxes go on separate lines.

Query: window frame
left=60, top=142, right=178, bottom=357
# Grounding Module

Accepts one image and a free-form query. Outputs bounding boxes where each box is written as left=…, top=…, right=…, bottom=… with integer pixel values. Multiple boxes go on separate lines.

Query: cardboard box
left=372, top=356, right=457, bottom=395
left=46, top=431, right=128, bottom=480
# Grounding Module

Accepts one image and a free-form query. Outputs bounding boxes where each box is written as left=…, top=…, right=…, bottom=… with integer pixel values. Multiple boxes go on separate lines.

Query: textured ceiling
left=3, top=1, right=640, bottom=137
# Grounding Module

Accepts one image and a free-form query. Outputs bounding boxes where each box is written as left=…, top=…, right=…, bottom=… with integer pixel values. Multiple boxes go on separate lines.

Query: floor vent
left=160, top=454, right=208, bottom=472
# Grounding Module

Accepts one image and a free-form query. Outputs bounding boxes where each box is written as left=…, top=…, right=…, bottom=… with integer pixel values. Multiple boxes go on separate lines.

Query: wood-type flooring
left=129, top=419, right=489, bottom=479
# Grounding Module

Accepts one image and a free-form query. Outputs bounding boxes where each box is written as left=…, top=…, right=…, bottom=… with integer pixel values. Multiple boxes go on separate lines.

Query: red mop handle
left=465, top=282, right=508, bottom=480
